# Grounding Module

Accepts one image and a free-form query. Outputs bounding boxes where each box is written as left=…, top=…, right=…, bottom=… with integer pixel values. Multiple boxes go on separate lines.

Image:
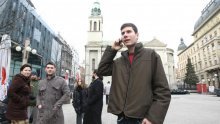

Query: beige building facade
left=144, top=38, right=175, bottom=88
left=177, top=0, right=220, bottom=89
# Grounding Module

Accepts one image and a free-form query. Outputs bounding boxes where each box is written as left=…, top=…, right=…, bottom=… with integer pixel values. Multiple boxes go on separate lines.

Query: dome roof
left=91, top=1, right=101, bottom=16
left=144, top=38, right=167, bottom=47
left=193, top=0, right=220, bottom=33
left=177, top=38, right=187, bottom=51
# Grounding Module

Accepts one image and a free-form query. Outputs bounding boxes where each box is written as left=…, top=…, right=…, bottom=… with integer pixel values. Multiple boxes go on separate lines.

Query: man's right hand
left=142, top=118, right=152, bottom=124
left=112, top=38, right=123, bottom=51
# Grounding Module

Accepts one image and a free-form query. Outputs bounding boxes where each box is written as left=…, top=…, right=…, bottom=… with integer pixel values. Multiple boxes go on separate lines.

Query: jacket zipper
left=123, top=56, right=132, bottom=113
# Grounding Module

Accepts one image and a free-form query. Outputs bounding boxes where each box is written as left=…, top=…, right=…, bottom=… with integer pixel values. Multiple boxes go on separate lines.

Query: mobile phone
left=119, top=39, right=122, bottom=44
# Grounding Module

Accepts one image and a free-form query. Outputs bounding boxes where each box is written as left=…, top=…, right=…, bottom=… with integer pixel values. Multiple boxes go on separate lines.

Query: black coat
left=72, top=86, right=88, bottom=114
left=83, top=78, right=103, bottom=124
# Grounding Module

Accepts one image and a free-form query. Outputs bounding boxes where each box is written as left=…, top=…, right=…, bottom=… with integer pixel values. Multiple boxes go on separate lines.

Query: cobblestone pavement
left=63, top=93, right=220, bottom=124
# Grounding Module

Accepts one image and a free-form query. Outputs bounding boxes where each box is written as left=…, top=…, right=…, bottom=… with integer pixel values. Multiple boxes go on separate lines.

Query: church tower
left=87, top=1, right=103, bottom=42
left=85, top=1, right=104, bottom=84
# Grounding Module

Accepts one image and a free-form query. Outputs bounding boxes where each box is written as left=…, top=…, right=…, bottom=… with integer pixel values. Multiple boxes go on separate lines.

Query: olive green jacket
left=30, top=79, right=39, bottom=97
left=98, top=43, right=171, bottom=124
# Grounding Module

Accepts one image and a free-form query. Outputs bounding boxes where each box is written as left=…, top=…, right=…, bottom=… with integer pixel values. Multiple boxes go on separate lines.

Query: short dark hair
left=93, top=69, right=98, bottom=75
left=46, top=61, right=56, bottom=68
left=120, top=23, right=138, bottom=33
left=93, top=69, right=103, bottom=80
left=20, top=64, right=32, bottom=72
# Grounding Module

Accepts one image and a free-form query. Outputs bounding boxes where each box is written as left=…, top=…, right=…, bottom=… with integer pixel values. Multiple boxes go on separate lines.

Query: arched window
left=93, top=22, right=97, bottom=31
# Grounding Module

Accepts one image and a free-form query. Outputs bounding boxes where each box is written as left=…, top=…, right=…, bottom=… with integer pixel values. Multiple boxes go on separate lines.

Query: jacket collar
left=17, top=73, right=30, bottom=82
left=91, top=78, right=101, bottom=84
left=121, top=42, right=143, bottom=57
left=46, top=74, right=56, bottom=80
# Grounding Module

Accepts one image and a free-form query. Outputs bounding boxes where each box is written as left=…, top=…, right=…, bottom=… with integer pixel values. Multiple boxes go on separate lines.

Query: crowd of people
left=3, top=22, right=171, bottom=124
left=5, top=62, right=71, bottom=124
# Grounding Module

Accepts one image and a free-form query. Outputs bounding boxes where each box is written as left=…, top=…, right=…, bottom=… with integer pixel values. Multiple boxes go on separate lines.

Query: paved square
left=63, top=94, right=220, bottom=124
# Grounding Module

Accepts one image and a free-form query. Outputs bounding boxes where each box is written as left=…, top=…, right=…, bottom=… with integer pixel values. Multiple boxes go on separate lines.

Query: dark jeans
left=117, top=116, right=142, bottom=124
left=76, top=113, right=84, bottom=124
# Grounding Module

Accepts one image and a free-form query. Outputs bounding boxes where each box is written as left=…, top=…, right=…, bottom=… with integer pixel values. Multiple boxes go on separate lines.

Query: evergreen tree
left=184, top=57, right=199, bottom=88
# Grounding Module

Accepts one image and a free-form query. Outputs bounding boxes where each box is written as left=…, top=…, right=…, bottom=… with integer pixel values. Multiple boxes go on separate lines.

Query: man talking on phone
left=97, top=23, right=171, bottom=124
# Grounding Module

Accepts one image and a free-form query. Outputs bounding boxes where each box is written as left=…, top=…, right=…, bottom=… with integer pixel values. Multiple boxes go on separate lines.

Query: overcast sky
left=31, top=0, right=210, bottom=63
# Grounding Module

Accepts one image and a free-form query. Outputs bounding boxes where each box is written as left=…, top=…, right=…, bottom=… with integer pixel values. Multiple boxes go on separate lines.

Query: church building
left=85, top=1, right=175, bottom=88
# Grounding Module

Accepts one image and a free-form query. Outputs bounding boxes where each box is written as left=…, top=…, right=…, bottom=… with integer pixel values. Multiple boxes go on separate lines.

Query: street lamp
left=207, top=78, right=210, bottom=86
left=15, top=39, right=37, bottom=65
left=212, top=77, right=215, bottom=87
left=214, top=73, right=220, bottom=89
left=65, top=70, right=69, bottom=85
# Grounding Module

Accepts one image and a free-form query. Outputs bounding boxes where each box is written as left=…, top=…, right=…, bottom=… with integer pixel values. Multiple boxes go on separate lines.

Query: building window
left=214, top=31, right=217, bottom=37
left=92, top=58, right=95, bottom=70
left=212, top=43, right=215, bottom=50
left=195, top=64, right=197, bottom=71
left=12, top=1, right=17, bottom=11
left=209, top=61, right=212, bottom=66
left=209, top=34, right=212, bottom=39
left=93, top=21, right=97, bottom=31
left=204, top=36, right=208, bottom=42
left=215, top=60, right=217, bottom=65
left=99, top=20, right=101, bottom=31
left=201, top=75, right=204, bottom=80
left=90, top=21, right=92, bottom=31
left=199, top=62, right=202, bottom=70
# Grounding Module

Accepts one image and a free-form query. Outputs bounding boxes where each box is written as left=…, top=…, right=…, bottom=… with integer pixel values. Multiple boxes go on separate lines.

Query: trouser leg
left=106, top=95, right=109, bottom=104
left=76, top=113, right=82, bottom=124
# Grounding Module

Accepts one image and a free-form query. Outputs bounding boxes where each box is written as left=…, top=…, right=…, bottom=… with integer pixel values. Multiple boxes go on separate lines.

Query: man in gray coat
left=36, top=62, right=70, bottom=124
left=98, top=23, right=171, bottom=124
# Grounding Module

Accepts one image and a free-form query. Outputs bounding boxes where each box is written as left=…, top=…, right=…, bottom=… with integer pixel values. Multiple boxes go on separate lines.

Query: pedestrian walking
left=6, top=64, right=33, bottom=124
left=83, top=69, right=103, bottom=124
left=97, top=23, right=171, bottom=124
left=36, top=62, right=71, bottom=124
left=104, top=81, right=111, bottom=105
left=72, top=78, right=88, bottom=124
